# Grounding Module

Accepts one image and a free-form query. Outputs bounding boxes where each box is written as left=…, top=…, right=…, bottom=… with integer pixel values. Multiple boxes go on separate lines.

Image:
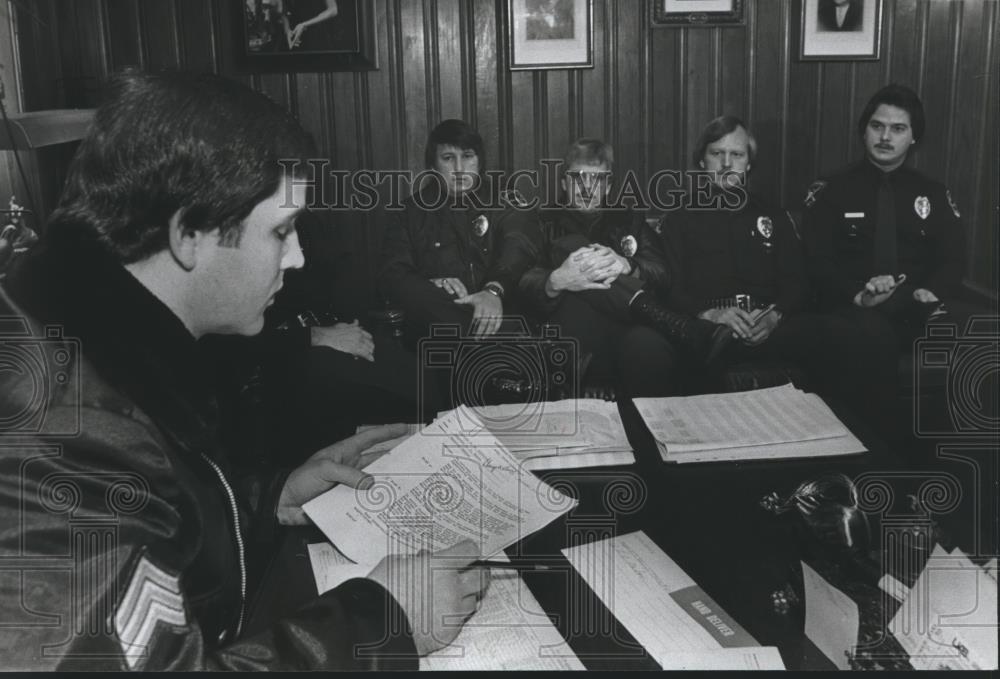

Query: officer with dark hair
left=0, top=70, right=486, bottom=671
left=379, top=119, right=538, bottom=342
left=661, top=116, right=898, bottom=421
left=802, top=83, right=968, bottom=345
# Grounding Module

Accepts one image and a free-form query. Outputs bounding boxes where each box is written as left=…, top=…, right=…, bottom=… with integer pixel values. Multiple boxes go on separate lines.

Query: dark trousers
left=391, top=278, right=528, bottom=343
left=544, top=234, right=678, bottom=397
left=547, top=293, right=678, bottom=397
left=722, top=312, right=899, bottom=418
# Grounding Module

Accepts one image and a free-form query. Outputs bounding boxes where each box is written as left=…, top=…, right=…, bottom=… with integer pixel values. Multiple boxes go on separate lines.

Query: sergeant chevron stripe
left=113, top=555, right=187, bottom=669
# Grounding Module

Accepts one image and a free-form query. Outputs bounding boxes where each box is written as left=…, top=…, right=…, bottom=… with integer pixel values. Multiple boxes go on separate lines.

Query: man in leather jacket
left=0, top=70, right=486, bottom=671
left=517, top=138, right=730, bottom=396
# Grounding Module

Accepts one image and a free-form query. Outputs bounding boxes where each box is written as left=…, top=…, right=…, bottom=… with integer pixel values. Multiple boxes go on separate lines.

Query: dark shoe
left=629, top=292, right=734, bottom=365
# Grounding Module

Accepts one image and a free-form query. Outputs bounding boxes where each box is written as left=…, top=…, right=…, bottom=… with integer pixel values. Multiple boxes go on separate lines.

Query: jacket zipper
left=199, top=453, right=247, bottom=639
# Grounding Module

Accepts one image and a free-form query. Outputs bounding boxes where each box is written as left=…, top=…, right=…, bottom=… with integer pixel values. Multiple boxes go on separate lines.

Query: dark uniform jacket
left=378, top=185, right=539, bottom=303
left=518, top=207, right=668, bottom=314
left=660, top=191, right=808, bottom=316
left=0, top=226, right=416, bottom=671
left=801, top=160, right=965, bottom=309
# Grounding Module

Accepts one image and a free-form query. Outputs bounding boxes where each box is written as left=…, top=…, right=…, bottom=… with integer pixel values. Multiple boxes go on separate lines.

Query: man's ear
left=166, top=210, right=210, bottom=271
left=698, top=160, right=706, bottom=169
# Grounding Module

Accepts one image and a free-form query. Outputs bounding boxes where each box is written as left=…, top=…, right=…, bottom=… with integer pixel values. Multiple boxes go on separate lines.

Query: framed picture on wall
left=508, top=0, right=593, bottom=70
left=651, top=0, right=744, bottom=26
left=237, top=0, right=378, bottom=71
left=800, top=0, right=883, bottom=60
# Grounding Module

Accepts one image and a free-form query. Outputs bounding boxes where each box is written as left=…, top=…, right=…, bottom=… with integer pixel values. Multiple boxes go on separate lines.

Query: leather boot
left=628, top=291, right=733, bottom=364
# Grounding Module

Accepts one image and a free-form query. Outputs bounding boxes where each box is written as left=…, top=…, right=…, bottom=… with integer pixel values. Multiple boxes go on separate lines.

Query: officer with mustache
left=802, top=84, right=968, bottom=343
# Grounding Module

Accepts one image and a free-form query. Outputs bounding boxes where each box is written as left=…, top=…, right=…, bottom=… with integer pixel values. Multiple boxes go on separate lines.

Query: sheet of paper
left=562, top=531, right=757, bottom=663
left=634, top=385, right=850, bottom=453
left=662, top=428, right=866, bottom=463
left=455, top=399, right=630, bottom=453
left=657, top=646, right=785, bottom=670
left=522, top=450, right=635, bottom=471
left=304, top=407, right=577, bottom=564
left=307, top=542, right=371, bottom=594
left=354, top=423, right=422, bottom=459
left=307, top=544, right=585, bottom=670
left=421, top=553, right=584, bottom=671
left=802, top=561, right=858, bottom=670
left=892, top=545, right=998, bottom=670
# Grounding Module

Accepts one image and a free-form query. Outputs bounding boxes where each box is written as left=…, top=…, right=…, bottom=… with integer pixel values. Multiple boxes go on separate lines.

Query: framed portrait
left=800, top=0, right=883, bottom=61
left=236, top=0, right=378, bottom=71
left=651, top=0, right=744, bottom=26
left=508, top=0, right=593, bottom=70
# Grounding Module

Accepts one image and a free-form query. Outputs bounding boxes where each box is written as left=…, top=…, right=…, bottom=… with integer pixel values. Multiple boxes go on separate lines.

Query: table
left=248, top=396, right=997, bottom=670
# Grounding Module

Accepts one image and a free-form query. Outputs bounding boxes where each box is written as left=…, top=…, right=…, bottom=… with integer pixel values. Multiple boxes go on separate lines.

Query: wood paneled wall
left=14, top=0, right=999, bottom=305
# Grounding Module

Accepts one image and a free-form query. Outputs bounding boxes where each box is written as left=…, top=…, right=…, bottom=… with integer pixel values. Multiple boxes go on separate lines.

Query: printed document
left=304, top=406, right=577, bottom=563
left=634, top=385, right=866, bottom=462
left=307, top=542, right=584, bottom=670
left=562, top=531, right=758, bottom=665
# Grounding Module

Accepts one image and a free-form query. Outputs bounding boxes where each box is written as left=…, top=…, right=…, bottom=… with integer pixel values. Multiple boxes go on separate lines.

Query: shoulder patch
left=500, top=189, right=528, bottom=208
left=946, top=189, right=961, bottom=218
left=803, top=180, right=827, bottom=208
left=114, top=555, right=188, bottom=669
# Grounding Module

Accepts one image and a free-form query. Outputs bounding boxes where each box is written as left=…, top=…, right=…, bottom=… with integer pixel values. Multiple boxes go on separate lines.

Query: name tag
left=844, top=212, right=865, bottom=218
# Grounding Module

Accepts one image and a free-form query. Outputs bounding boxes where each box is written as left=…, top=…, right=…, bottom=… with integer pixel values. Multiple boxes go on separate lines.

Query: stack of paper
left=634, top=384, right=867, bottom=463
left=889, top=545, right=998, bottom=670
left=445, top=399, right=634, bottom=470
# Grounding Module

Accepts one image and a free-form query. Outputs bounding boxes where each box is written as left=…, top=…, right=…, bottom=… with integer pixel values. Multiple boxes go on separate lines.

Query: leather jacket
left=518, top=207, right=668, bottom=314
left=0, top=226, right=416, bottom=670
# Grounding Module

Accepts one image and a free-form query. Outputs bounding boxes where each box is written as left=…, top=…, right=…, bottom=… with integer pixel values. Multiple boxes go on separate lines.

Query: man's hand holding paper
left=303, top=406, right=578, bottom=563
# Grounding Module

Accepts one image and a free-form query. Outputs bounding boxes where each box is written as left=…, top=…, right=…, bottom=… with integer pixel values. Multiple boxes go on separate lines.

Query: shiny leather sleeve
left=377, top=205, right=430, bottom=303
left=628, top=215, right=670, bottom=291
left=484, top=208, right=545, bottom=294
left=0, top=362, right=417, bottom=672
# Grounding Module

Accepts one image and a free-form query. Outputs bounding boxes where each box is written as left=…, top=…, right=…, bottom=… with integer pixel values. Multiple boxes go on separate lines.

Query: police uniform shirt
left=659, top=192, right=808, bottom=316
left=378, top=185, right=538, bottom=297
left=802, top=160, right=965, bottom=308
left=518, top=207, right=669, bottom=309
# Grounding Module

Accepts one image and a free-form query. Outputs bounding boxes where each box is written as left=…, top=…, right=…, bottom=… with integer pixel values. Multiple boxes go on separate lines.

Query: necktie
left=873, top=172, right=897, bottom=275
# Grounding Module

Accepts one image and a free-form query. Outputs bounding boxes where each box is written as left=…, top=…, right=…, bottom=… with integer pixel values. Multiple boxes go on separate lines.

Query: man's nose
left=721, top=153, right=732, bottom=168
left=880, top=128, right=891, bottom=141
left=282, top=230, right=305, bottom=270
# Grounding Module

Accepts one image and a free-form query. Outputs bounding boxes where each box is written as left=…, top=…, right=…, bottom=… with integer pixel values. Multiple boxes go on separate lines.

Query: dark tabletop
left=249, top=396, right=997, bottom=671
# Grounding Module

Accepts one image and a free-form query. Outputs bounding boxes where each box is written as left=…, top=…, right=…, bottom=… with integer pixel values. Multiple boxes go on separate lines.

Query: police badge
left=757, top=216, right=773, bottom=239
left=620, top=234, right=638, bottom=257
left=914, top=196, right=931, bottom=220
left=472, top=214, right=489, bottom=236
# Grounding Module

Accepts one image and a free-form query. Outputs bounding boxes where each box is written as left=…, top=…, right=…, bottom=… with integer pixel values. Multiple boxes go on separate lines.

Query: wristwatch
left=483, top=281, right=505, bottom=300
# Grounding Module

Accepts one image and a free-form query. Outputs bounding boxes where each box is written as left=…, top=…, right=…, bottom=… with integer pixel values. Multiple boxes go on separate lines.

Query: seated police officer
left=0, top=70, right=486, bottom=671
left=517, top=138, right=730, bottom=397
left=660, top=116, right=898, bottom=418
left=802, top=84, right=968, bottom=346
left=378, top=119, right=535, bottom=343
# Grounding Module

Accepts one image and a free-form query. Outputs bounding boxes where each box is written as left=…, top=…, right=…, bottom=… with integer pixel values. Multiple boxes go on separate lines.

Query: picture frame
left=799, top=0, right=883, bottom=61
left=236, top=0, right=378, bottom=72
left=508, top=0, right=593, bottom=71
left=651, top=0, right=744, bottom=26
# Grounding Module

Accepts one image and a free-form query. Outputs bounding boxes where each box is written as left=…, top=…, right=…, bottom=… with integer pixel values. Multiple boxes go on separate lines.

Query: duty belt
left=705, top=294, right=772, bottom=311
